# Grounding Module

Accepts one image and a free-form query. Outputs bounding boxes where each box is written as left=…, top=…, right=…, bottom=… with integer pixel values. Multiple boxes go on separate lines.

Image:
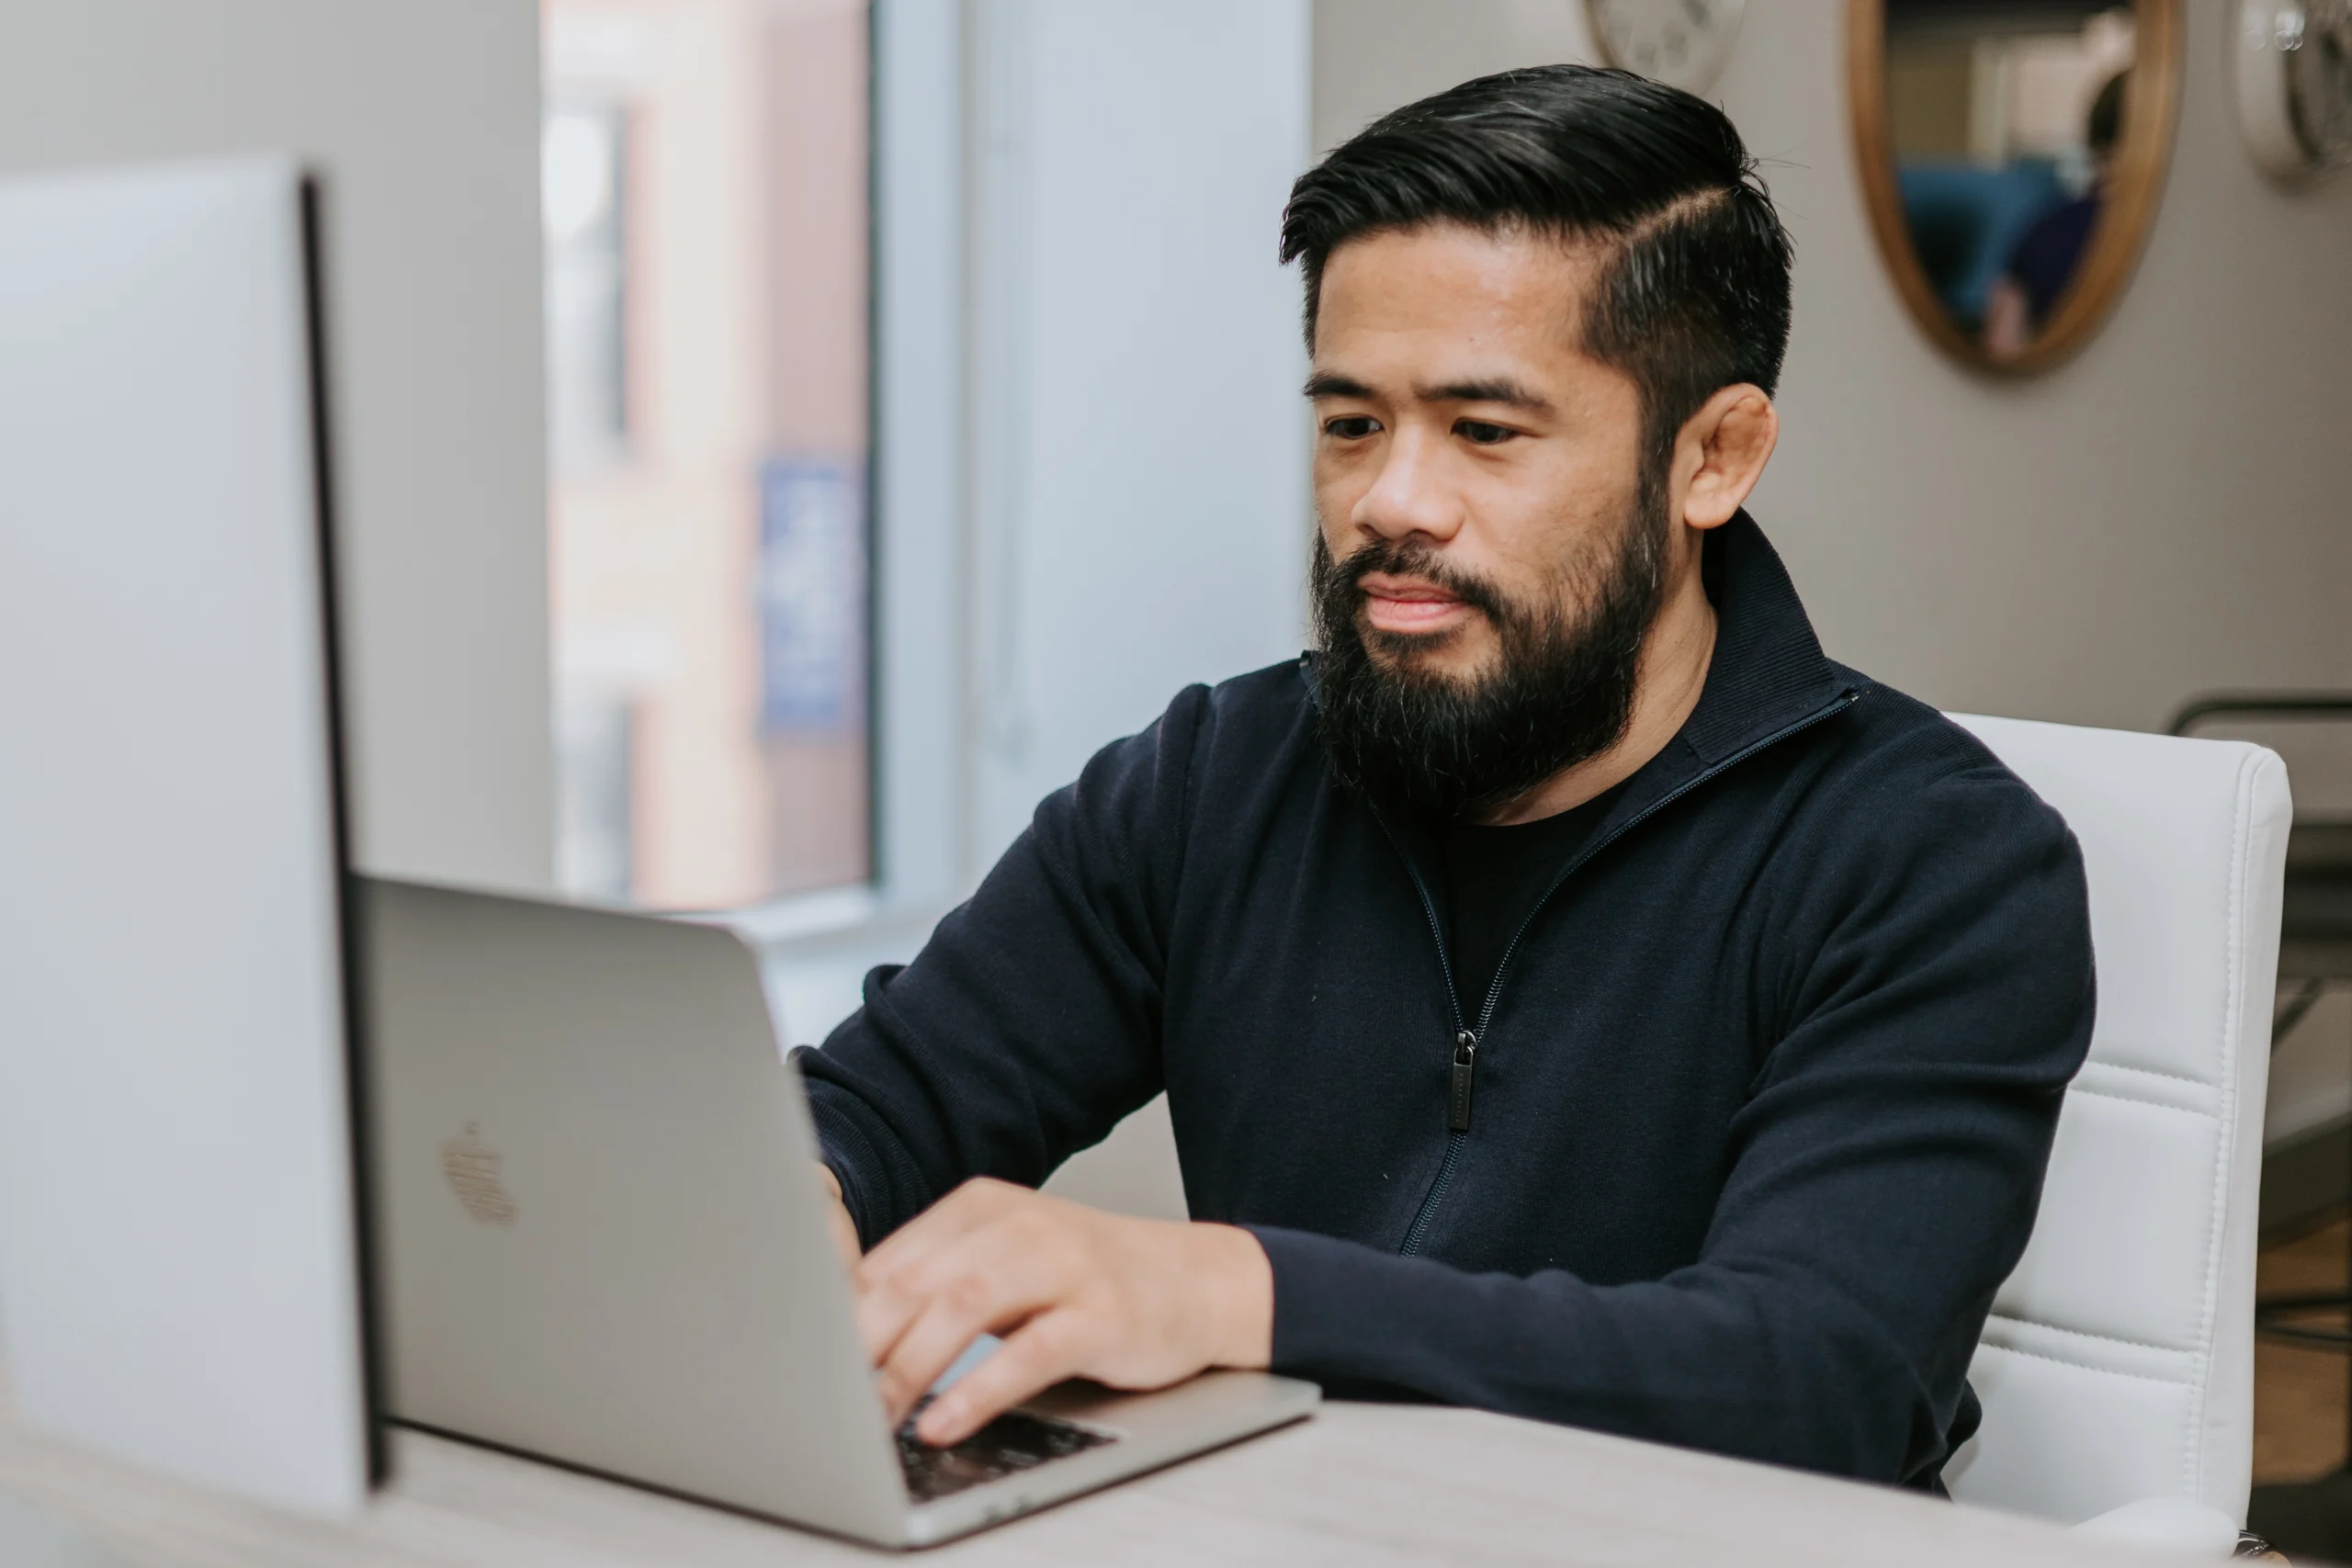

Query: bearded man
left=797, top=63, right=2094, bottom=1491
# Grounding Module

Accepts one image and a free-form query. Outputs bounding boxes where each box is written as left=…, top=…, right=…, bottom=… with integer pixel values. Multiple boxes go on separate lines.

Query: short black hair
left=1281, top=65, right=1793, bottom=457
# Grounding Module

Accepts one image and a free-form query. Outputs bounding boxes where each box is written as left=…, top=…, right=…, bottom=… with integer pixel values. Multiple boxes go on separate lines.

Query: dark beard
left=1310, top=477, right=1671, bottom=822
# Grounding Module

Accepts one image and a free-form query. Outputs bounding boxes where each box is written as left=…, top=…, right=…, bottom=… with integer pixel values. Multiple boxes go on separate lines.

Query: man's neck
left=1469, top=551, right=1718, bottom=828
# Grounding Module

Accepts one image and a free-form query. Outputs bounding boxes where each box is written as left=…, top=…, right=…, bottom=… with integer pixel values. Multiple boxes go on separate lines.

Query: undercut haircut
left=1280, top=64, right=1794, bottom=459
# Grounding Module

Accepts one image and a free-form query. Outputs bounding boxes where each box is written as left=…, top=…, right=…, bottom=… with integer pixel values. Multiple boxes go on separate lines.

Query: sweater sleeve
left=794, top=686, right=1207, bottom=1248
left=1249, top=759, right=2095, bottom=1485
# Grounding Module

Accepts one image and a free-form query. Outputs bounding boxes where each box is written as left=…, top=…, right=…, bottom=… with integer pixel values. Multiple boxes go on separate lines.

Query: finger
left=852, top=1201, right=992, bottom=1364
left=854, top=1182, right=1036, bottom=1365
left=854, top=1262, right=929, bottom=1371
left=915, top=1309, right=1092, bottom=1447
left=875, top=1280, right=1038, bottom=1427
left=870, top=1224, right=1073, bottom=1424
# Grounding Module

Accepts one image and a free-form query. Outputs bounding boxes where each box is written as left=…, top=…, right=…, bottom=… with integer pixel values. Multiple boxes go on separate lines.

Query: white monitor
left=0, top=156, right=374, bottom=1514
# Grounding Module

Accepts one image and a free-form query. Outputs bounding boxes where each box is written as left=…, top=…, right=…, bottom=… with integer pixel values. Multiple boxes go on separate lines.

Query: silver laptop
left=356, top=875, right=1318, bottom=1547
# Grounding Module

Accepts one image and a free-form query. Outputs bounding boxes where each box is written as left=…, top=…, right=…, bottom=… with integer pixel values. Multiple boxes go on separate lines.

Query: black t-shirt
left=1439, top=783, right=1626, bottom=1029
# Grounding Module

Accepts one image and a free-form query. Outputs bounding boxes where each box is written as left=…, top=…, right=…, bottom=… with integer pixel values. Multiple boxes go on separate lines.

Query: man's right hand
left=816, top=1162, right=862, bottom=1273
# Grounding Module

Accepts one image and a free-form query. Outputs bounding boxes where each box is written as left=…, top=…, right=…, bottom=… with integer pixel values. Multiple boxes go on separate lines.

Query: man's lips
left=1359, top=572, right=1475, bottom=635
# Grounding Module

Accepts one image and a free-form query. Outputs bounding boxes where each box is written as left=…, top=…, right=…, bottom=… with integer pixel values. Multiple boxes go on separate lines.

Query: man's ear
left=1671, top=384, right=1779, bottom=532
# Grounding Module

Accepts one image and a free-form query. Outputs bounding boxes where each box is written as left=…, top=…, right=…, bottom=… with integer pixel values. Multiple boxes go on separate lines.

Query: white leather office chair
left=1049, top=712, right=2291, bottom=1550
left=1944, top=715, right=2291, bottom=1545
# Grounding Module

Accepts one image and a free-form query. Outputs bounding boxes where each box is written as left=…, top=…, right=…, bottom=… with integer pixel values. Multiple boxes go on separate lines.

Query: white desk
left=0, top=1390, right=2166, bottom=1567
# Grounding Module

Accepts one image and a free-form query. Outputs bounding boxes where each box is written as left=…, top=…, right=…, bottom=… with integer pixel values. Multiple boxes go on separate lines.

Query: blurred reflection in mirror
left=1979, top=69, right=2123, bottom=358
left=1853, top=0, right=2179, bottom=374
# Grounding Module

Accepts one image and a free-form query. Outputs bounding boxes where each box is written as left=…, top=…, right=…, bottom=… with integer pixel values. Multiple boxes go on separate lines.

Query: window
left=544, top=0, right=872, bottom=910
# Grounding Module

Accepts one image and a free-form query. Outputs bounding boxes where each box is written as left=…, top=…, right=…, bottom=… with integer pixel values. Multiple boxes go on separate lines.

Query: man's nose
left=1351, top=428, right=1464, bottom=545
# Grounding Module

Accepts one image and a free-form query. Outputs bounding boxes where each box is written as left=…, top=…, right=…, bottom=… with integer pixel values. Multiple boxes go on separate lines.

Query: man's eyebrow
left=1303, top=370, right=1374, bottom=400
left=1419, top=377, right=1553, bottom=412
left=1302, top=370, right=1555, bottom=413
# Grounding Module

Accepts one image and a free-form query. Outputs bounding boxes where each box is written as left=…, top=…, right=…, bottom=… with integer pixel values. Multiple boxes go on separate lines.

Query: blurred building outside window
left=544, top=0, right=873, bottom=911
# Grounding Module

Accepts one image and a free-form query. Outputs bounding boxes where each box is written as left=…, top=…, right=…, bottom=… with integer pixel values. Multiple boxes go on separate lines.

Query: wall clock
left=1584, top=0, right=1748, bottom=96
left=2233, top=0, right=2352, bottom=180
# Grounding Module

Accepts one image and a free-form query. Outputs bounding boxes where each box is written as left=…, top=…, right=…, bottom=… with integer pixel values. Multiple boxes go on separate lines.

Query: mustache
left=1319, top=537, right=1513, bottom=630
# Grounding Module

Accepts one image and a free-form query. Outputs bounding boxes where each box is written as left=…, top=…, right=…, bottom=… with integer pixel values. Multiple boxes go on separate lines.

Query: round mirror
left=1849, top=0, right=2182, bottom=374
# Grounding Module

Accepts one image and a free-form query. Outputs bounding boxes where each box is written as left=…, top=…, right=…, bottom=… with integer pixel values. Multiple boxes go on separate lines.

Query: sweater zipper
left=1385, top=851, right=1474, bottom=1258
left=1380, top=686, right=1861, bottom=1258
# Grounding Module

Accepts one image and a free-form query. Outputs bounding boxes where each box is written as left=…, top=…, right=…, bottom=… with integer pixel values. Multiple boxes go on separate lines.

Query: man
left=799, top=64, right=2093, bottom=1490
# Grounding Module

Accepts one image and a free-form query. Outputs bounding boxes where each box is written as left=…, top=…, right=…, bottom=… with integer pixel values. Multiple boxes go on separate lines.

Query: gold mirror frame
left=1847, top=0, right=2184, bottom=376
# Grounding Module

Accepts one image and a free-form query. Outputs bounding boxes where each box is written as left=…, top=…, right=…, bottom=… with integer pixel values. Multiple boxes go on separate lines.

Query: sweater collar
left=1672, top=509, right=1851, bottom=770
left=1318, top=510, right=1856, bottom=951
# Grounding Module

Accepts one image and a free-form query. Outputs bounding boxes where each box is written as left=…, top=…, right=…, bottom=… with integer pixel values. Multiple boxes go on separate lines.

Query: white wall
left=1316, top=0, right=1597, bottom=145
left=0, top=2, right=553, bottom=892
left=966, top=0, right=1315, bottom=868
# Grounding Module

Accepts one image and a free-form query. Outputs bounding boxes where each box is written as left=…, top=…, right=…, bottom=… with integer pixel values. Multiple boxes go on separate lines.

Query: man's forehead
left=1311, top=223, right=1611, bottom=390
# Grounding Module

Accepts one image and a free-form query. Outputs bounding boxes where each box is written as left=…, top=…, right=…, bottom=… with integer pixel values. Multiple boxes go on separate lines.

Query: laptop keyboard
left=895, top=1396, right=1118, bottom=1503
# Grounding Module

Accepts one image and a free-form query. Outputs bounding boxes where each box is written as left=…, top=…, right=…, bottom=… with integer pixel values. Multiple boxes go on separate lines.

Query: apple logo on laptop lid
left=441, top=1122, right=517, bottom=1226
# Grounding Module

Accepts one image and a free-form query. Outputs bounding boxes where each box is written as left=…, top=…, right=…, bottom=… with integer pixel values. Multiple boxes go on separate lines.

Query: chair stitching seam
left=1977, top=1341, right=2195, bottom=1388
left=2064, top=1084, right=2212, bottom=1117
left=1983, top=1314, right=2194, bottom=1358
left=2076, top=1061, right=2216, bottom=1090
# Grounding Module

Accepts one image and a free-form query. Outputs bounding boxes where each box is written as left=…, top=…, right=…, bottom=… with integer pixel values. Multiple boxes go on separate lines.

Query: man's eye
left=1456, top=420, right=1517, bottom=446
left=1323, top=416, right=1381, bottom=440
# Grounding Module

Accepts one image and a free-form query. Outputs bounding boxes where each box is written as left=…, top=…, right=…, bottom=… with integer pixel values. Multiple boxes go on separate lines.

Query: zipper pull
left=1448, top=1030, right=1477, bottom=1133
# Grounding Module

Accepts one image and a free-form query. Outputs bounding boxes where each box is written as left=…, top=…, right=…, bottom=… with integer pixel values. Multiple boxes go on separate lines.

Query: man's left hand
left=853, top=1178, right=1273, bottom=1448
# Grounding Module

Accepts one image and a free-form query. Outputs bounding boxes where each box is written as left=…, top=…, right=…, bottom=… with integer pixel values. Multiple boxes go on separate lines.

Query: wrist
left=1194, top=1223, right=1273, bottom=1370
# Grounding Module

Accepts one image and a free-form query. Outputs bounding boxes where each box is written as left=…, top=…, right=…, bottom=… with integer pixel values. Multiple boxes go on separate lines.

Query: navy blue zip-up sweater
left=800, top=513, right=2094, bottom=1489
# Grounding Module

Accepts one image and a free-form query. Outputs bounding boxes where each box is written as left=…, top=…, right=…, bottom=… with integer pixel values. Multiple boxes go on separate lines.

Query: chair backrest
left=1941, top=714, right=2290, bottom=1526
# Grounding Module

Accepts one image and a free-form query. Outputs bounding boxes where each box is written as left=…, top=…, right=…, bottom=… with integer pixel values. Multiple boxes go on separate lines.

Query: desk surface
left=0, top=1393, right=2166, bottom=1568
